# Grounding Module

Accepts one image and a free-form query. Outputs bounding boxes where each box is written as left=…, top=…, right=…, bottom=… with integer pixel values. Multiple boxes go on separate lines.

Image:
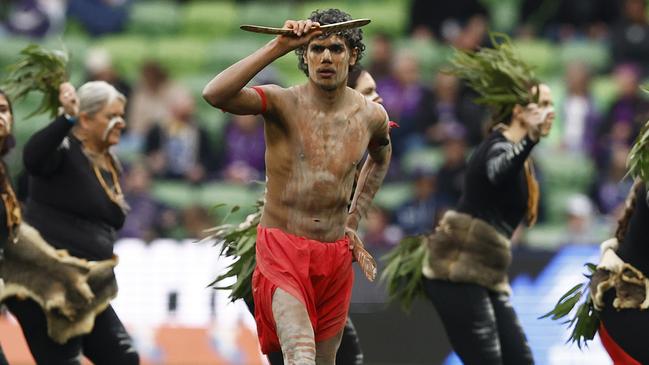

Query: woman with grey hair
left=4, top=81, right=138, bottom=364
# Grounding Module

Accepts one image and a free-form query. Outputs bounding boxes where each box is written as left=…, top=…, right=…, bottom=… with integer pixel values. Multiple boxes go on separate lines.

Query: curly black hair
left=295, top=8, right=366, bottom=77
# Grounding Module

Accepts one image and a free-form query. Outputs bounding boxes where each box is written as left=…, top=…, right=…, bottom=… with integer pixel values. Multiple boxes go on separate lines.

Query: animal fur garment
left=422, top=210, right=512, bottom=295
left=0, top=223, right=118, bottom=344
left=590, top=242, right=649, bottom=311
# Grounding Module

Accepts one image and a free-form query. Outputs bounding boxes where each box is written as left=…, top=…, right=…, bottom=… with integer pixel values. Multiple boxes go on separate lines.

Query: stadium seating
left=559, top=40, right=610, bottom=73
left=513, top=39, right=559, bottom=77
left=181, top=1, right=237, bottom=39
left=127, top=1, right=181, bottom=36
left=401, top=147, right=445, bottom=175
left=374, top=182, right=413, bottom=210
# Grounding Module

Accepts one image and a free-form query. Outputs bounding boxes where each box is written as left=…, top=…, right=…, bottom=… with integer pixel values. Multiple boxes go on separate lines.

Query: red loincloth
left=252, top=225, right=353, bottom=354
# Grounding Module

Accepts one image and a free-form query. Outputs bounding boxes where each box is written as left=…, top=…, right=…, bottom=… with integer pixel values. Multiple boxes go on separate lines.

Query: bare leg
left=315, top=330, right=343, bottom=365
left=272, top=288, right=316, bottom=365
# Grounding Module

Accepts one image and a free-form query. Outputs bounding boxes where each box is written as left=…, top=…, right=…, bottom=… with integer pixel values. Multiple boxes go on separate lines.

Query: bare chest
left=292, top=114, right=368, bottom=173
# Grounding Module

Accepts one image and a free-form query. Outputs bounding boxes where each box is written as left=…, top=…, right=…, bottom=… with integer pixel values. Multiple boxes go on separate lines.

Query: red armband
left=369, top=120, right=397, bottom=149
left=251, top=86, right=267, bottom=114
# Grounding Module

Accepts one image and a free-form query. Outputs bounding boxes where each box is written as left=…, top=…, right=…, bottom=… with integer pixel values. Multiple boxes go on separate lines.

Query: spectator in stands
left=520, top=0, right=617, bottom=41
left=559, top=194, right=601, bottom=245
left=436, top=123, right=467, bottom=210
left=377, top=52, right=430, bottom=161
left=221, top=113, right=265, bottom=184
left=126, top=61, right=178, bottom=142
left=560, top=62, right=601, bottom=154
left=595, top=64, right=649, bottom=169
left=145, top=86, right=215, bottom=183
left=119, top=163, right=178, bottom=242
left=180, top=205, right=214, bottom=239
left=611, top=0, right=649, bottom=74
left=67, top=0, right=130, bottom=37
left=84, top=48, right=131, bottom=100
left=2, top=0, right=65, bottom=38
left=362, top=205, right=402, bottom=253
left=407, top=0, right=487, bottom=42
left=452, top=15, right=488, bottom=51
left=416, top=70, right=487, bottom=147
left=367, top=32, right=393, bottom=83
left=591, top=144, right=635, bottom=216
left=395, top=168, right=439, bottom=235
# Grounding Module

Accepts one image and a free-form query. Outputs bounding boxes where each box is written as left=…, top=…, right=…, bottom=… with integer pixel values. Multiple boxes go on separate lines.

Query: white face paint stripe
left=539, top=108, right=552, bottom=124
left=103, top=117, right=125, bottom=141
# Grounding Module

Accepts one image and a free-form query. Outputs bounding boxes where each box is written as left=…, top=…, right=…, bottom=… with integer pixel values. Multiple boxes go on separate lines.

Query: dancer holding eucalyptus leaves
left=383, top=35, right=555, bottom=365
left=1, top=81, right=138, bottom=365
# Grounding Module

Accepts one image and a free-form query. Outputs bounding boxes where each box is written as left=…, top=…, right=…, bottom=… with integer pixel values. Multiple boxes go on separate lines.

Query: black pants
left=423, top=279, right=534, bottom=365
left=599, top=290, right=649, bottom=363
left=244, top=297, right=363, bottom=365
left=5, top=298, right=139, bottom=365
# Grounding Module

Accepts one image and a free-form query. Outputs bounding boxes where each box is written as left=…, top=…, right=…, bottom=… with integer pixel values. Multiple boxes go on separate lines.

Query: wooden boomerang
left=240, top=19, right=371, bottom=35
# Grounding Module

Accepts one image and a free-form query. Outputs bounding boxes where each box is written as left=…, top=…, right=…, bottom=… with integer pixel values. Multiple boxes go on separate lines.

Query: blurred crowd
left=2, top=0, right=649, bottom=255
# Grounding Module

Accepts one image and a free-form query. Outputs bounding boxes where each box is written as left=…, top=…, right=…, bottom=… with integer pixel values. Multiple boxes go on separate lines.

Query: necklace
left=92, top=155, right=127, bottom=212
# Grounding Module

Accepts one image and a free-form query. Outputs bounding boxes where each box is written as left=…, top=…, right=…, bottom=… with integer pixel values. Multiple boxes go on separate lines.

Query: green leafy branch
left=1, top=44, right=69, bottom=119
left=203, top=199, right=263, bottom=303
left=447, top=32, right=538, bottom=123
left=627, top=86, right=649, bottom=182
left=539, top=263, right=599, bottom=349
left=380, top=235, right=429, bottom=312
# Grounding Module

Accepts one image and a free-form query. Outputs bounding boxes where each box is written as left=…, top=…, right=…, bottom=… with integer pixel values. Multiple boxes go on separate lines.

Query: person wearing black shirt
left=3, top=81, right=138, bottom=365
left=421, top=84, right=555, bottom=365
left=0, top=89, right=20, bottom=365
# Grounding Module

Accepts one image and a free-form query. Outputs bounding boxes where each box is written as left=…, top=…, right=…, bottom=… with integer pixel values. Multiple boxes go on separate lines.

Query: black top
left=22, top=115, right=125, bottom=260
left=618, top=185, right=649, bottom=276
left=457, top=131, right=537, bottom=238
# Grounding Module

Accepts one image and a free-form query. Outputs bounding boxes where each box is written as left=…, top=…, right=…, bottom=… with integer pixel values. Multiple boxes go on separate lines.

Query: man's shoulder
left=264, top=84, right=299, bottom=105
left=368, top=99, right=388, bottom=118
left=344, top=89, right=386, bottom=120
left=257, top=83, right=291, bottom=97
left=364, top=100, right=389, bottom=129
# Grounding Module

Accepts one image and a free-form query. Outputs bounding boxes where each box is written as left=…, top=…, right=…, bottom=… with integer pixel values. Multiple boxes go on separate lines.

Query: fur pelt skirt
left=0, top=223, right=118, bottom=344
left=422, top=210, right=512, bottom=295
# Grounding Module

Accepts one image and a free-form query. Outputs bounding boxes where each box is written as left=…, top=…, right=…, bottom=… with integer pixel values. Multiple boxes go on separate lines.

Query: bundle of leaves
left=380, top=235, right=429, bottom=312
left=540, top=263, right=599, bottom=348
left=448, top=33, right=538, bottom=123
left=1, top=44, right=69, bottom=119
left=627, top=86, right=649, bottom=182
left=204, top=200, right=262, bottom=303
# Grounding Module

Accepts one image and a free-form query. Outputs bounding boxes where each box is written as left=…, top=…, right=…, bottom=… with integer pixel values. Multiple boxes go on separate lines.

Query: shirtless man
left=202, top=8, right=391, bottom=365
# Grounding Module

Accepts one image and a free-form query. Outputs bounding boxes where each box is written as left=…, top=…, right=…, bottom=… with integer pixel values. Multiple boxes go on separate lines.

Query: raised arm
left=486, top=91, right=553, bottom=185
left=23, top=83, right=78, bottom=176
left=485, top=135, right=536, bottom=185
left=346, top=106, right=392, bottom=231
left=202, top=20, right=322, bottom=115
